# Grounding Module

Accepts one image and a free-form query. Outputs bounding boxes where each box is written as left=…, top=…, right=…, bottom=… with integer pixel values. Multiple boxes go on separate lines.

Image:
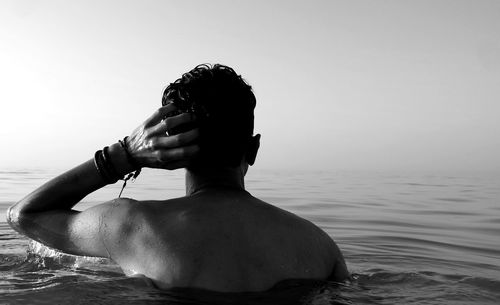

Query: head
left=162, top=64, right=260, bottom=172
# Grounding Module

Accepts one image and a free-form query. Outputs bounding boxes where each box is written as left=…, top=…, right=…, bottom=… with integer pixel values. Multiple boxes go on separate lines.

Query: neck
left=185, top=166, right=246, bottom=196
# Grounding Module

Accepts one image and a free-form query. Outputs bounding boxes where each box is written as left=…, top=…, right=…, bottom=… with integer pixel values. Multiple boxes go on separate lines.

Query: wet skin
left=102, top=190, right=349, bottom=291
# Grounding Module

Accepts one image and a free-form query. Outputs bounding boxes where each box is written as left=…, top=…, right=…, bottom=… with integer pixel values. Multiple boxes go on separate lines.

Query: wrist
left=108, top=142, right=137, bottom=177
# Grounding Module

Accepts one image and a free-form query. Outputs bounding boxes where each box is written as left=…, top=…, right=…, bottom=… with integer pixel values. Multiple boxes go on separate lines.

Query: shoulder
left=102, top=197, right=141, bottom=218
left=96, top=198, right=151, bottom=259
left=99, top=197, right=187, bottom=242
left=98, top=197, right=145, bottom=235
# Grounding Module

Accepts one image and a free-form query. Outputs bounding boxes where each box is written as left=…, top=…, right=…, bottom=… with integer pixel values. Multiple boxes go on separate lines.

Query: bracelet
left=94, top=139, right=142, bottom=195
left=93, top=150, right=106, bottom=181
left=117, top=137, right=141, bottom=197
left=94, top=148, right=120, bottom=184
left=102, top=146, right=121, bottom=180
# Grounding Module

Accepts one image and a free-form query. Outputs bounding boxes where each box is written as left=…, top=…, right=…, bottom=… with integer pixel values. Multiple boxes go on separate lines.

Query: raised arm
left=6, top=103, right=199, bottom=257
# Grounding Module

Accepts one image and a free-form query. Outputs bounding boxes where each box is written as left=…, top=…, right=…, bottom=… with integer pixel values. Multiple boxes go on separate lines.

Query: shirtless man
left=7, top=64, right=348, bottom=292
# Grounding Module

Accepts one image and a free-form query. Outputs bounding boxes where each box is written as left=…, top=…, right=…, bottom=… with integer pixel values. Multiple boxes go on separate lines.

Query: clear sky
left=0, top=0, right=499, bottom=172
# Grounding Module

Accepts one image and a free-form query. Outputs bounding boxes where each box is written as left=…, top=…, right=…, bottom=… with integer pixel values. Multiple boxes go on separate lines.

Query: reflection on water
left=1, top=169, right=500, bottom=304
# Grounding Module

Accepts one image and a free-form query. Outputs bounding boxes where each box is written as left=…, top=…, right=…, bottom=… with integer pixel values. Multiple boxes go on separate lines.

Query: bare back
left=107, top=189, right=348, bottom=292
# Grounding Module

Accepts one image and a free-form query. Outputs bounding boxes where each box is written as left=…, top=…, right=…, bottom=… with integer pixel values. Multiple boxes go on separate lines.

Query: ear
left=245, top=134, right=260, bottom=166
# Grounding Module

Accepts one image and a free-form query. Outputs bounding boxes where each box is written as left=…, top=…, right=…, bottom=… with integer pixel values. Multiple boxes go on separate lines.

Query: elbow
left=6, top=205, right=17, bottom=226
left=6, top=205, right=23, bottom=233
left=7, top=197, right=35, bottom=232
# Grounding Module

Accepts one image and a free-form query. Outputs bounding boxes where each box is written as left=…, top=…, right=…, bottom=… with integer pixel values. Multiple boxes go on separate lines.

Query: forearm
left=7, top=142, right=135, bottom=217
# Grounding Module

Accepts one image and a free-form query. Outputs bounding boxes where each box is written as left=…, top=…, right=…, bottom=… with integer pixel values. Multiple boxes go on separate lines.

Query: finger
left=163, top=112, right=196, bottom=132
left=144, top=104, right=178, bottom=128
left=161, top=160, right=192, bottom=170
left=148, top=112, right=196, bottom=136
left=155, top=144, right=200, bottom=163
left=149, top=129, right=200, bottom=149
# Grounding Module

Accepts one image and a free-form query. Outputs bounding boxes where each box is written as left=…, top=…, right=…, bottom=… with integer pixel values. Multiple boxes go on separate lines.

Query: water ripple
left=1, top=169, right=499, bottom=304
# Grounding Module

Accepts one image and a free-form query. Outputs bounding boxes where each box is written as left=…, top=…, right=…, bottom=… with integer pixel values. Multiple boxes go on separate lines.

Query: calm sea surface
left=1, top=168, right=499, bottom=304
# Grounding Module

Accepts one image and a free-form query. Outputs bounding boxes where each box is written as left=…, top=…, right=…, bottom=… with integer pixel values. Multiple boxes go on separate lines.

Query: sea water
left=0, top=168, right=499, bottom=304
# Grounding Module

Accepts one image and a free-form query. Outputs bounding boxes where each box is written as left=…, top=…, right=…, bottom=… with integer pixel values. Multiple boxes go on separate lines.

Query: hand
left=125, top=104, right=200, bottom=170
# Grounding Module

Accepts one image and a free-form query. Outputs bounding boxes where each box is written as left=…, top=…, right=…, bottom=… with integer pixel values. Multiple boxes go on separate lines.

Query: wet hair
left=162, top=64, right=256, bottom=168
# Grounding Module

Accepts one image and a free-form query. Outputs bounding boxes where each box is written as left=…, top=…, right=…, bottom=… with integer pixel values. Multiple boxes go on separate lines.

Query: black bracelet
left=102, top=146, right=121, bottom=180
left=94, top=149, right=120, bottom=184
left=94, top=139, right=142, bottom=194
left=94, top=150, right=106, bottom=182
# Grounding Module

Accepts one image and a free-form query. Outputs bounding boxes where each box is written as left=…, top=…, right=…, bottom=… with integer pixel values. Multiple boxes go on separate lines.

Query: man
left=7, top=64, right=349, bottom=292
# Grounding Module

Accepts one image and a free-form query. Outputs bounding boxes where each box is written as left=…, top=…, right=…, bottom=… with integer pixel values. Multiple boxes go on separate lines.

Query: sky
left=0, top=0, right=499, bottom=172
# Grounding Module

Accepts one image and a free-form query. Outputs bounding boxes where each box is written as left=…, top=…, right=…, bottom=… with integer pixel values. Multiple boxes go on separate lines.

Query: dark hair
left=162, top=64, right=256, bottom=167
